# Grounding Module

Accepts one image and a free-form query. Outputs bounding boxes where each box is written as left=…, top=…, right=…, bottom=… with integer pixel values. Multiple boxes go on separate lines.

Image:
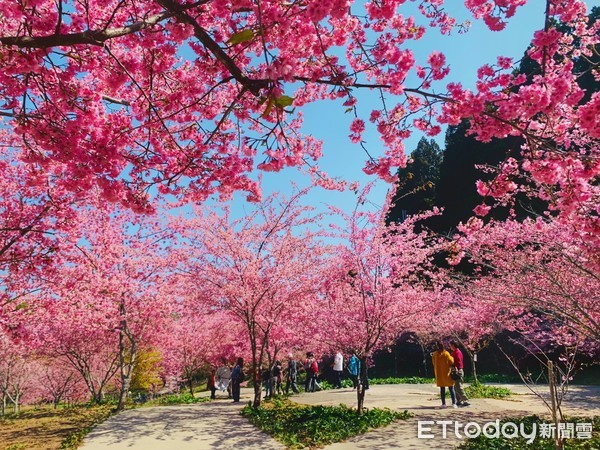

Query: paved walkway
left=81, top=384, right=600, bottom=450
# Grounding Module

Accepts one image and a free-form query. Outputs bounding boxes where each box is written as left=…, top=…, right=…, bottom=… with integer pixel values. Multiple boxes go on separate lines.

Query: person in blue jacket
left=347, top=352, right=360, bottom=389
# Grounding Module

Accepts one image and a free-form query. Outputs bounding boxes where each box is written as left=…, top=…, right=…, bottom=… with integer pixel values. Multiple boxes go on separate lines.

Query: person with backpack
left=231, top=357, right=245, bottom=403
left=304, top=352, right=320, bottom=392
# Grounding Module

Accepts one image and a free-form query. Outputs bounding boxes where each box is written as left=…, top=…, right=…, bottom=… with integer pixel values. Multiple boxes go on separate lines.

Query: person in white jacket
left=332, top=351, right=344, bottom=388
left=215, top=359, right=232, bottom=398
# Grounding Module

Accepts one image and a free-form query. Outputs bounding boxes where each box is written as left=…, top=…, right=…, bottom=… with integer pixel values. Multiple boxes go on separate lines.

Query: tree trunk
left=117, top=299, right=137, bottom=411
left=548, top=361, right=564, bottom=450
left=253, top=378, right=262, bottom=408
left=419, top=342, right=428, bottom=378
left=11, top=393, right=20, bottom=414
left=117, top=341, right=137, bottom=411
left=470, top=353, right=478, bottom=385
left=461, top=347, right=478, bottom=385
left=356, top=356, right=368, bottom=415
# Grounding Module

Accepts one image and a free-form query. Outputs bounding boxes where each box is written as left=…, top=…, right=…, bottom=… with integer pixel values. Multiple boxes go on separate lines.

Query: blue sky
left=200, top=1, right=595, bottom=222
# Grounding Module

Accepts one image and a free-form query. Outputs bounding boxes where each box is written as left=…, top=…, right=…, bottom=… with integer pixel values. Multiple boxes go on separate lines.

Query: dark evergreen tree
left=429, top=122, right=525, bottom=234
left=387, top=137, right=442, bottom=223
left=388, top=8, right=599, bottom=234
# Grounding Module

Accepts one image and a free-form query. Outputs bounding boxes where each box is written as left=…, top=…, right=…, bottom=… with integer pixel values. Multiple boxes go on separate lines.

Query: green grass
left=368, top=376, right=436, bottom=385
left=317, top=377, right=513, bottom=400
left=144, top=392, right=210, bottom=406
left=241, top=397, right=411, bottom=448
left=467, top=374, right=522, bottom=384
left=465, top=383, right=513, bottom=399
left=59, top=404, right=115, bottom=450
left=319, top=375, right=522, bottom=389
left=458, top=416, right=600, bottom=450
left=318, top=377, right=435, bottom=390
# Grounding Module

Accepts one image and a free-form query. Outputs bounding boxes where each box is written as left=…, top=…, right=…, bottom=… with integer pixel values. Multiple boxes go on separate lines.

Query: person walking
left=332, top=351, right=344, bottom=388
left=207, top=369, right=217, bottom=399
left=347, top=352, right=360, bottom=389
left=215, top=359, right=232, bottom=398
left=432, top=341, right=457, bottom=408
left=449, top=340, right=470, bottom=407
left=304, top=352, right=319, bottom=392
left=231, top=357, right=245, bottom=403
left=273, top=360, right=283, bottom=395
left=261, top=365, right=272, bottom=399
left=285, top=353, right=300, bottom=394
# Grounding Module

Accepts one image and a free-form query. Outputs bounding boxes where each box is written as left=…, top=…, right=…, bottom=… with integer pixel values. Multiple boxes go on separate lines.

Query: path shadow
left=83, top=401, right=285, bottom=449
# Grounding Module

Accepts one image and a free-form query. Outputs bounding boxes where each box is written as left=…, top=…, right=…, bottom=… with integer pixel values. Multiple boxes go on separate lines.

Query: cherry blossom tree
left=445, top=292, right=506, bottom=384
left=26, top=207, right=175, bottom=408
left=31, top=290, right=121, bottom=405
left=0, top=0, right=596, bottom=234
left=172, top=189, right=328, bottom=407
left=449, top=217, right=599, bottom=357
left=160, top=303, right=244, bottom=395
left=0, top=329, right=32, bottom=414
left=68, top=209, right=174, bottom=409
left=0, top=145, right=91, bottom=314
left=319, top=192, right=445, bottom=413
left=36, top=359, right=87, bottom=408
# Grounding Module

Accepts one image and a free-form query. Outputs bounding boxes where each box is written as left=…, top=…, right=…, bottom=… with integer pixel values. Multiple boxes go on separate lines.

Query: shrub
left=465, top=384, right=513, bottom=399
left=151, top=393, right=210, bottom=405
left=241, top=398, right=411, bottom=448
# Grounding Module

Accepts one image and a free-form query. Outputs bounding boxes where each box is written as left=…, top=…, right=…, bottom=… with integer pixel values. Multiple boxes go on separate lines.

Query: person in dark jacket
left=285, top=353, right=300, bottom=394
left=272, top=360, right=283, bottom=395
left=231, top=357, right=245, bottom=403
left=207, top=369, right=216, bottom=400
left=450, top=340, right=470, bottom=407
left=261, top=365, right=272, bottom=399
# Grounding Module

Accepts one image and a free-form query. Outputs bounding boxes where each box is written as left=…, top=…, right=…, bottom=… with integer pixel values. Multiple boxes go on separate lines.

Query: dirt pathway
left=80, top=384, right=600, bottom=450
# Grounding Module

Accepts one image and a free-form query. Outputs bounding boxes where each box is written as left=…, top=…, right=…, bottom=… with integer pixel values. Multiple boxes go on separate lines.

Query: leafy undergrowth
left=0, top=404, right=114, bottom=450
left=59, top=405, right=114, bottom=449
left=318, top=375, right=519, bottom=391
left=143, top=392, right=210, bottom=406
left=468, top=374, right=522, bottom=384
left=368, top=376, right=436, bottom=385
left=465, top=383, right=513, bottom=399
left=0, top=393, right=210, bottom=450
left=458, top=416, right=600, bottom=450
left=317, top=377, right=514, bottom=399
left=241, top=397, right=411, bottom=448
left=318, top=377, right=435, bottom=390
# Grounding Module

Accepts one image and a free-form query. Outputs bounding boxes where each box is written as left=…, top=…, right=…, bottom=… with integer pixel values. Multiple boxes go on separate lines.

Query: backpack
left=310, top=360, right=318, bottom=374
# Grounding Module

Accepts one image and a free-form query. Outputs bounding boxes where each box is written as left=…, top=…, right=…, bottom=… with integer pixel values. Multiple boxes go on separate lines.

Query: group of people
left=208, top=342, right=469, bottom=408
left=431, top=340, right=470, bottom=408
left=208, top=357, right=246, bottom=402
left=276, top=350, right=369, bottom=394
left=207, top=350, right=368, bottom=402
